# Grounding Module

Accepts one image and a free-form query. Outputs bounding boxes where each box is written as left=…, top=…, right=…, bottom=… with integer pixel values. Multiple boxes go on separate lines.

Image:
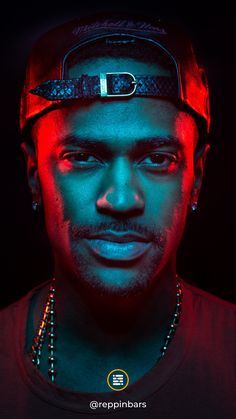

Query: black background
left=1, top=0, right=236, bottom=308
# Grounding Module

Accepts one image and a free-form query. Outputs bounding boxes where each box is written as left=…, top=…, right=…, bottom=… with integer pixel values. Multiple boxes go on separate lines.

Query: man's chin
left=69, top=246, right=165, bottom=300
left=75, top=270, right=152, bottom=301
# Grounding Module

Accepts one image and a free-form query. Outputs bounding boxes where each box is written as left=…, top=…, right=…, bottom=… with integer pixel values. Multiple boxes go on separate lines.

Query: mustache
left=71, top=221, right=166, bottom=247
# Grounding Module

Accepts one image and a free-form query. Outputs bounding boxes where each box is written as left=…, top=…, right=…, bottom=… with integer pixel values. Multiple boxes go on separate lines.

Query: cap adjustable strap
left=30, top=72, right=178, bottom=100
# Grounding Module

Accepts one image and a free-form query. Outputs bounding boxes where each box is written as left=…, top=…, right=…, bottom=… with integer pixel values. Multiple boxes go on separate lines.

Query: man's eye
left=139, top=153, right=178, bottom=171
left=63, top=152, right=100, bottom=164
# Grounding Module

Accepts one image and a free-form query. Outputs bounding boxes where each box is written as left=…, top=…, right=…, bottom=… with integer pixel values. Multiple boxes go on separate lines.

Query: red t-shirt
left=0, top=279, right=236, bottom=419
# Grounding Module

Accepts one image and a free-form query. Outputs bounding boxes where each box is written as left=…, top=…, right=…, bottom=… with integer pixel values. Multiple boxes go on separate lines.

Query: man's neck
left=31, top=261, right=179, bottom=391
left=53, top=261, right=177, bottom=351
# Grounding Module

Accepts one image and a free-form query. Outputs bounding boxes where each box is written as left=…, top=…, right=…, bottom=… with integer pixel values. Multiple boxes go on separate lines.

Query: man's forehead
left=33, top=100, right=198, bottom=151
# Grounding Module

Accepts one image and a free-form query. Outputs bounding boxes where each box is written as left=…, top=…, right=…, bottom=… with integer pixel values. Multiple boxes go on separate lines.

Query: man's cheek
left=38, top=168, right=68, bottom=241
left=147, top=176, right=186, bottom=219
left=39, top=174, right=88, bottom=246
left=151, top=176, right=190, bottom=244
left=164, top=179, right=192, bottom=250
left=58, top=180, right=95, bottom=222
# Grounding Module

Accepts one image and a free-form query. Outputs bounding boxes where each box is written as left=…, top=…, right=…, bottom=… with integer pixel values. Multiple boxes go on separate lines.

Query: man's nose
left=96, top=158, right=144, bottom=215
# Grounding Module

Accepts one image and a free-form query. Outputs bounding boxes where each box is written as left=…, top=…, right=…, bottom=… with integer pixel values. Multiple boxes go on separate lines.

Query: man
left=0, top=12, right=235, bottom=419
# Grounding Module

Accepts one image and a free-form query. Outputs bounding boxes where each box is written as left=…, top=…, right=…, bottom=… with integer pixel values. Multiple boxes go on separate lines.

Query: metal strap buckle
left=100, top=72, right=137, bottom=97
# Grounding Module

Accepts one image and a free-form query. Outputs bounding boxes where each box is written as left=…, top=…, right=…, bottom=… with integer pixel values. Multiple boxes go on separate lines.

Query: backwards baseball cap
left=20, top=14, right=210, bottom=137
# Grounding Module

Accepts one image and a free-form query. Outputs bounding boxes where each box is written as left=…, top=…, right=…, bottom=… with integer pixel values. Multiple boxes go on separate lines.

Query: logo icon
left=107, top=369, right=129, bottom=391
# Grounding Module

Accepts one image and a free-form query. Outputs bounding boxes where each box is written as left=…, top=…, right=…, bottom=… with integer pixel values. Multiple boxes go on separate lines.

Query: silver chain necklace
left=30, top=276, right=183, bottom=383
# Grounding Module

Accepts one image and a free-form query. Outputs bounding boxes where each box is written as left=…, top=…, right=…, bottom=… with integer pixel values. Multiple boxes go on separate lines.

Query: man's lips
left=84, top=231, right=152, bottom=261
left=87, top=232, right=150, bottom=243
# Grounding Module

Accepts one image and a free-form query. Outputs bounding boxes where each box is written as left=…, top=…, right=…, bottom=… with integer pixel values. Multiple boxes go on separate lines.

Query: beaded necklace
left=30, top=277, right=183, bottom=383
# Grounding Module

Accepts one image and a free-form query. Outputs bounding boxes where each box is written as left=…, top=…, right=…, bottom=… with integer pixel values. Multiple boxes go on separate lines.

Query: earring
left=191, top=202, right=198, bottom=212
left=32, top=201, right=40, bottom=212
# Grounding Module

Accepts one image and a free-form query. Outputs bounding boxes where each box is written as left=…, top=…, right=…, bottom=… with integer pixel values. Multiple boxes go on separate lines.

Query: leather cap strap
left=30, top=72, right=178, bottom=100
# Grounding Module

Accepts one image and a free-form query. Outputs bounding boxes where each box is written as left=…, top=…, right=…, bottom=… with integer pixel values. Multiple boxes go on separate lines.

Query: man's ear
left=191, top=143, right=211, bottom=206
left=21, top=141, right=41, bottom=202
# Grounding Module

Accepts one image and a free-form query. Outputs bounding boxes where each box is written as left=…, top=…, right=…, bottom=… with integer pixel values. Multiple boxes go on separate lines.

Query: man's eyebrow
left=59, top=134, right=183, bottom=152
left=59, top=135, right=111, bottom=153
left=133, top=136, right=183, bottom=151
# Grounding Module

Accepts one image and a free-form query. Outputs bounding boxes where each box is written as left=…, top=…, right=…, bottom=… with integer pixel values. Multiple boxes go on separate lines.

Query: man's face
left=30, top=57, right=199, bottom=297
